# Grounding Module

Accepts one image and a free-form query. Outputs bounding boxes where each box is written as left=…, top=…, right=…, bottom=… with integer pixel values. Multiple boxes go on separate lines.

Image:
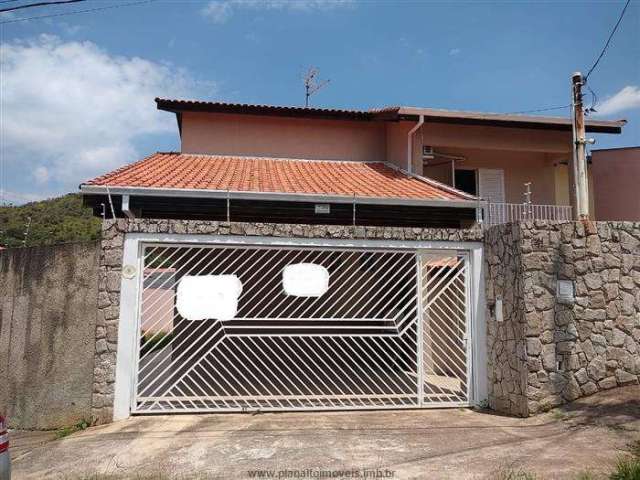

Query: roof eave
left=155, top=98, right=624, bottom=132
left=397, top=108, right=624, bottom=134
left=79, top=184, right=478, bottom=209
left=591, top=146, right=639, bottom=152
left=155, top=98, right=394, bottom=122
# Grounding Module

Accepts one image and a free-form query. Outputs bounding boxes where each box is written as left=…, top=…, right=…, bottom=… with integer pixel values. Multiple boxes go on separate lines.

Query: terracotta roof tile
left=83, top=152, right=475, bottom=202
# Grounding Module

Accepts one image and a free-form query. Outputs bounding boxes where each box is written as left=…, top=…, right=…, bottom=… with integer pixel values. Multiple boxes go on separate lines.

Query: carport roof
left=80, top=152, right=477, bottom=205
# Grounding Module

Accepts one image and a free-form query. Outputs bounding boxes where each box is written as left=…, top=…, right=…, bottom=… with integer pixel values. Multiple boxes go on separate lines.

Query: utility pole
left=571, top=72, right=593, bottom=220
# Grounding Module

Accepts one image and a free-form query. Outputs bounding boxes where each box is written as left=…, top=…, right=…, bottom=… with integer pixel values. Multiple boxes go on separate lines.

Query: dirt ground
left=9, top=386, right=640, bottom=480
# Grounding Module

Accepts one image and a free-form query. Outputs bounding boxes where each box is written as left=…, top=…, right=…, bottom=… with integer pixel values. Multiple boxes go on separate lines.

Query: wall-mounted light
left=314, top=204, right=330, bottom=214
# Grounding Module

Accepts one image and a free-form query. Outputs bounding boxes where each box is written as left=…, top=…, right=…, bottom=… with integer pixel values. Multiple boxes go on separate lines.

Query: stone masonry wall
left=92, top=219, right=483, bottom=424
left=484, top=224, right=528, bottom=416
left=95, top=218, right=640, bottom=422
left=485, top=221, right=640, bottom=417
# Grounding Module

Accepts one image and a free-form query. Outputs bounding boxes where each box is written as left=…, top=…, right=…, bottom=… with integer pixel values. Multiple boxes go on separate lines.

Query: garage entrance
left=131, top=242, right=472, bottom=413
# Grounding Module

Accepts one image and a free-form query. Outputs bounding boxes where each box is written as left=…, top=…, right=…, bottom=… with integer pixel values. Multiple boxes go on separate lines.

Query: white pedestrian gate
left=132, top=242, right=472, bottom=413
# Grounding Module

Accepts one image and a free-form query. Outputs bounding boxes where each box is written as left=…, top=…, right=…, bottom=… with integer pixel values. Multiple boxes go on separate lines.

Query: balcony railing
left=485, top=202, right=573, bottom=226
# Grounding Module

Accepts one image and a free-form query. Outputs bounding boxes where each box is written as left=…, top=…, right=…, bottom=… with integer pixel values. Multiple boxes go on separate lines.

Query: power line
left=0, top=0, right=156, bottom=24
left=508, top=0, right=631, bottom=116
left=584, top=83, right=598, bottom=115
left=0, top=0, right=85, bottom=13
left=584, top=0, right=632, bottom=81
left=506, top=104, right=571, bottom=115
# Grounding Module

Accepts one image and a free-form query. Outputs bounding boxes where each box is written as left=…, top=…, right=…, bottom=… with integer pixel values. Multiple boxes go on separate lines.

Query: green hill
left=0, top=193, right=101, bottom=248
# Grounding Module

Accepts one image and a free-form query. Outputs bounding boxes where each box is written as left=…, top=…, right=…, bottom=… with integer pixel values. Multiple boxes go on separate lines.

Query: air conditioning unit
left=422, top=145, right=435, bottom=161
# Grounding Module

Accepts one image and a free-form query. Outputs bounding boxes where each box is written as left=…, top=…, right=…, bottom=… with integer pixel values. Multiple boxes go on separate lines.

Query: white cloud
left=59, top=22, right=86, bottom=36
left=0, top=189, right=48, bottom=205
left=449, top=48, right=461, bottom=56
left=201, top=0, right=353, bottom=23
left=0, top=35, right=209, bottom=198
left=33, top=166, right=50, bottom=184
left=594, top=85, right=640, bottom=116
left=201, top=1, right=233, bottom=23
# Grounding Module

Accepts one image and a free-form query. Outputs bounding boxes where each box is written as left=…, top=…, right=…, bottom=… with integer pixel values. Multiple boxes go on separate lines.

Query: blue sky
left=1, top=0, right=639, bottom=203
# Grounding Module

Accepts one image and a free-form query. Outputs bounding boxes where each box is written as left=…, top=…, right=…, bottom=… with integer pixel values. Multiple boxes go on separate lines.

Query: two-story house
left=82, top=98, right=624, bottom=227
left=79, top=98, right=624, bottom=422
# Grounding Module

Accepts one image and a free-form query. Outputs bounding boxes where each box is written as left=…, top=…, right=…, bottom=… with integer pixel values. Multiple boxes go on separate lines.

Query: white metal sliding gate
left=132, top=243, right=471, bottom=413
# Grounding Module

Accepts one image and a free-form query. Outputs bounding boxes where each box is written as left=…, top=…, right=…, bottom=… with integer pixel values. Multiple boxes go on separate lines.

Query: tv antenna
left=303, top=67, right=330, bottom=107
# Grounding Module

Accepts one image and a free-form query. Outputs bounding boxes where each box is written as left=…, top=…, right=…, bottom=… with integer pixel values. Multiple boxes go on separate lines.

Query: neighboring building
left=591, top=146, right=640, bottom=221
left=78, top=99, right=628, bottom=423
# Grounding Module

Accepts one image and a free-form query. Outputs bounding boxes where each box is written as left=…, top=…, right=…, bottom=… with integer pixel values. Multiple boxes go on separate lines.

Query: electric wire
left=0, top=0, right=156, bottom=24
left=0, top=0, right=86, bottom=14
left=506, top=105, right=571, bottom=115
left=584, top=0, right=632, bottom=81
left=507, top=0, right=631, bottom=116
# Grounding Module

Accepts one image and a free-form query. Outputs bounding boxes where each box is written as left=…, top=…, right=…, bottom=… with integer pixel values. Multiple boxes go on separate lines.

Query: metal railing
left=485, top=202, right=573, bottom=226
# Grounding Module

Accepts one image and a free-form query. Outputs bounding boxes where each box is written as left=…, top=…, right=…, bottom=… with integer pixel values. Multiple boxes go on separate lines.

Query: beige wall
left=552, top=160, right=597, bottom=219
left=385, top=121, right=412, bottom=170
left=181, top=112, right=387, bottom=162
left=416, top=121, right=574, bottom=205
left=592, top=148, right=640, bottom=221
left=181, top=114, right=571, bottom=160
left=382, top=119, right=572, bottom=168
left=421, top=122, right=573, bottom=153
left=179, top=112, right=578, bottom=205
left=554, top=163, right=571, bottom=206
left=432, top=147, right=564, bottom=205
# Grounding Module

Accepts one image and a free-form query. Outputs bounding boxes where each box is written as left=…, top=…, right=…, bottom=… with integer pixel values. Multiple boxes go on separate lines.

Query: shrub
left=140, top=330, right=174, bottom=356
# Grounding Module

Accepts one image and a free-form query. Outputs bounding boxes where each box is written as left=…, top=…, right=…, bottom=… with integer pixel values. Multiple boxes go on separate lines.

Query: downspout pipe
left=406, top=115, right=424, bottom=174
left=122, top=194, right=135, bottom=220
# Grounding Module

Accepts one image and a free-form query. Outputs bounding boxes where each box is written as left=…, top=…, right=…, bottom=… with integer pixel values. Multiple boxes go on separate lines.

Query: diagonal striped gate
left=133, top=243, right=471, bottom=413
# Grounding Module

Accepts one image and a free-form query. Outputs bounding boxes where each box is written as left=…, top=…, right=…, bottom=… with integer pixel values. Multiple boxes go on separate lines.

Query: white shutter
left=478, top=168, right=505, bottom=203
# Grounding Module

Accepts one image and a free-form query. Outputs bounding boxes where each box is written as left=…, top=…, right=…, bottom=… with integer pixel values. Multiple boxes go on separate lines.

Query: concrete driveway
left=10, top=386, right=640, bottom=480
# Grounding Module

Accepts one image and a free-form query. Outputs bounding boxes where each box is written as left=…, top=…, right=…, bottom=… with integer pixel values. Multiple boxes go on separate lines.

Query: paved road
left=10, top=386, right=640, bottom=479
